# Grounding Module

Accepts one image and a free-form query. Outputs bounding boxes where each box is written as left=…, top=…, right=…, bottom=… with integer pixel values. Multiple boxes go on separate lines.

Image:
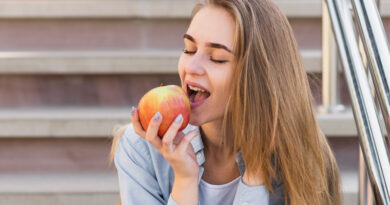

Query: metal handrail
left=352, top=0, right=390, bottom=143
left=324, top=0, right=390, bottom=204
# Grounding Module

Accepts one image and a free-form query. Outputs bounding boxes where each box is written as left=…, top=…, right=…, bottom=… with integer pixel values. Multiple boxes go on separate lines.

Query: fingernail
left=131, top=106, right=136, bottom=117
left=174, top=114, right=183, bottom=123
left=153, top=112, right=161, bottom=122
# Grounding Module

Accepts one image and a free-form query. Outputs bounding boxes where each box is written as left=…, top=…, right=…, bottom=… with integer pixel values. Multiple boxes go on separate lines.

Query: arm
left=171, top=176, right=199, bottom=205
left=115, top=127, right=199, bottom=205
left=116, top=108, right=200, bottom=205
left=114, top=130, right=167, bottom=205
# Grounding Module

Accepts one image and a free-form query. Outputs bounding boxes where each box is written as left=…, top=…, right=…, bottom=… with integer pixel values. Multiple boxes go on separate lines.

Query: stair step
left=341, top=171, right=358, bottom=205
left=0, top=50, right=321, bottom=74
left=0, top=0, right=196, bottom=19
left=0, top=0, right=318, bottom=19
left=0, top=50, right=181, bottom=74
left=0, top=170, right=357, bottom=205
left=0, top=107, right=357, bottom=138
left=1, top=0, right=389, bottom=19
left=0, top=193, right=117, bottom=205
left=317, top=109, right=357, bottom=136
left=0, top=107, right=130, bottom=138
left=0, top=172, right=118, bottom=205
left=0, top=172, right=117, bottom=193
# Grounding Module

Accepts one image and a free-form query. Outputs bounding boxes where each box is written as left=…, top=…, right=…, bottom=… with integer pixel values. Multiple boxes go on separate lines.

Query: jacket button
left=196, top=153, right=202, bottom=159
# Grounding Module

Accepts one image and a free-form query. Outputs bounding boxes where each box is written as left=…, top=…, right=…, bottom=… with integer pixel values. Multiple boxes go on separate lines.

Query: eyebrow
left=183, top=34, right=232, bottom=53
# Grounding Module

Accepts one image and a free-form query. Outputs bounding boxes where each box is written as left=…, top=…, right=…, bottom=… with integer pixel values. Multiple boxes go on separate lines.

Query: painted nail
left=153, top=112, right=161, bottom=122
left=131, top=106, right=136, bottom=117
left=174, top=114, right=183, bottom=123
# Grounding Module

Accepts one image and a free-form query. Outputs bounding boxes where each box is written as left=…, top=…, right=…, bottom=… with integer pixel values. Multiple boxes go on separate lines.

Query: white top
left=199, top=177, right=241, bottom=205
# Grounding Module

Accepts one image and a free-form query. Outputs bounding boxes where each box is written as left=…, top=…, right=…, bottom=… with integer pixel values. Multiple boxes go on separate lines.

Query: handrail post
left=319, top=0, right=345, bottom=114
left=360, top=147, right=375, bottom=205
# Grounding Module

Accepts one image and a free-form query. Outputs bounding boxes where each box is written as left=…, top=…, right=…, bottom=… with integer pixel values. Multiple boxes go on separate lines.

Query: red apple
left=138, top=85, right=191, bottom=138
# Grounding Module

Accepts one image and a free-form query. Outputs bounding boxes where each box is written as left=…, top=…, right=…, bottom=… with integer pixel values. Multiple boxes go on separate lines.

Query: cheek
left=178, top=54, right=185, bottom=80
left=214, top=68, right=233, bottom=100
left=223, top=67, right=234, bottom=89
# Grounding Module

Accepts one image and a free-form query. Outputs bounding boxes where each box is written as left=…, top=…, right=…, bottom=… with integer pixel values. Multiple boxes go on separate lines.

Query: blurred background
left=0, top=0, right=389, bottom=204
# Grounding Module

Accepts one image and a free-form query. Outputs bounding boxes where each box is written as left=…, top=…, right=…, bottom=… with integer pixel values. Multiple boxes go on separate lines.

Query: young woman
left=111, top=0, right=342, bottom=204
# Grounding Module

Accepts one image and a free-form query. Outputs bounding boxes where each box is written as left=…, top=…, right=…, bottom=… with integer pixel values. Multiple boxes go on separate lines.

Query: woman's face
left=179, top=6, right=235, bottom=126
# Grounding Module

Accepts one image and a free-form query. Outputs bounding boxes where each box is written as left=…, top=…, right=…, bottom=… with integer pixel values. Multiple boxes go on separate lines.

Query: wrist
left=173, top=170, right=199, bottom=180
left=171, top=175, right=198, bottom=205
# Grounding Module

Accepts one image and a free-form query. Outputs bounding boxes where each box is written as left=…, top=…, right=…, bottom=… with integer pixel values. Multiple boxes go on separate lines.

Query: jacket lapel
left=184, top=124, right=286, bottom=205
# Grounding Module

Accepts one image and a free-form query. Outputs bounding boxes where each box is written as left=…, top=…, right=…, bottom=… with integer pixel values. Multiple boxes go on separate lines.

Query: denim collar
left=184, top=124, right=246, bottom=176
left=184, top=124, right=286, bottom=205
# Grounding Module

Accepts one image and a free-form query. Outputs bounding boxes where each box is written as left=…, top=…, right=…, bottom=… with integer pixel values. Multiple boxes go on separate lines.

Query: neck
left=199, top=119, right=240, bottom=184
left=200, top=119, right=233, bottom=159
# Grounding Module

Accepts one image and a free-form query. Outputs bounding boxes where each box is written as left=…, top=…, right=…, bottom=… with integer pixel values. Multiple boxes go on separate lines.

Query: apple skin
left=138, top=85, right=191, bottom=138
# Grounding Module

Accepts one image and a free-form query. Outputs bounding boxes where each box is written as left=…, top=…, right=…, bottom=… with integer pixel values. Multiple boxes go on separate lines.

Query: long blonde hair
left=194, top=0, right=341, bottom=204
left=111, top=0, right=342, bottom=204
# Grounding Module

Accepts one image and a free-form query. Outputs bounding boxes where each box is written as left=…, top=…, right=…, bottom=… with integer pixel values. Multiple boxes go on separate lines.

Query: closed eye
left=183, top=49, right=196, bottom=55
left=210, top=58, right=228, bottom=64
left=184, top=49, right=228, bottom=64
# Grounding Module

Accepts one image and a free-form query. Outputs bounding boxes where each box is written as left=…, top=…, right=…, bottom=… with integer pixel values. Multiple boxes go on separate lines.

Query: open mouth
left=187, top=84, right=211, bottom=103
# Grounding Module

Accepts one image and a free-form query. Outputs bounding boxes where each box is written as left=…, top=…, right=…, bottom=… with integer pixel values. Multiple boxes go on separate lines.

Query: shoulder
left=115, top=123, right=152, bottom=160
left=114, top=123, right=164, bottom=179
left=114, top=123, right=200, bottom=166
left=122, top=124, right=146, bottom=146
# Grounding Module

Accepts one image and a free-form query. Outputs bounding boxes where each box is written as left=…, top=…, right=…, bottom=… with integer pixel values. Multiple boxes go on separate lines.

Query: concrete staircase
left=1, top=0, right=390, bottom=204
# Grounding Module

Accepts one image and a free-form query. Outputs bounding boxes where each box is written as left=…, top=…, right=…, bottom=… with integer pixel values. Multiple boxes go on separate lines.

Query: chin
left=189, top=119, right=202, bottom=126
left=189, top=116, right=206, bottom=126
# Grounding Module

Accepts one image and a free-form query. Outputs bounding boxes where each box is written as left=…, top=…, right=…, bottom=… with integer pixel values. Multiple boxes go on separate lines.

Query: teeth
left=188, top=85, right=206, bottom=92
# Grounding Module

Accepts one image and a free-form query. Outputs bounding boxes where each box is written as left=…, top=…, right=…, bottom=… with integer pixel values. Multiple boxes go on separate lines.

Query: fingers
left=144, top=112, right=163, bottom=149
left=131, top=106, right=146, bottom=137
left=176, top=130, right=198, bottom=154
left=173, top=131, right=185, bottom=146
left=161, top=114, right=183, bottom=153
left=131, top=108, right=192, bottom=156
left=131, top=107, right=162, bottom=150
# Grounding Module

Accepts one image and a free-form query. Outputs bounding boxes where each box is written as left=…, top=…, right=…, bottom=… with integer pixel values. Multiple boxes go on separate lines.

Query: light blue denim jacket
left=114, top=123, right=286, bottom=205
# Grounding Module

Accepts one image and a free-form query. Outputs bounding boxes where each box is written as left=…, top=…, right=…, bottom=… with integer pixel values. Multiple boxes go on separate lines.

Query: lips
left=185, top=81, right=210, bottom=94
left=184, top=80, right=211, bottom=108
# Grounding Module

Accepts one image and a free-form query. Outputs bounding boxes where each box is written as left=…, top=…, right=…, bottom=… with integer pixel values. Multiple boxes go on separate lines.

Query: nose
left=184, top=52, right=205, bottom=76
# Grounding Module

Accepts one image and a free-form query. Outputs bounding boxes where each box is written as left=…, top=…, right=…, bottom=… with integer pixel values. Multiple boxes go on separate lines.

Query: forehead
left=186, top=6, right=235, bottom=49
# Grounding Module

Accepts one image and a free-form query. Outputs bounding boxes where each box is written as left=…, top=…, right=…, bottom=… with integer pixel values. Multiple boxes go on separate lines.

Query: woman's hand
left=131, top=107, right=199, bottom=205
left=131, top=107, right=199, bottom=178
